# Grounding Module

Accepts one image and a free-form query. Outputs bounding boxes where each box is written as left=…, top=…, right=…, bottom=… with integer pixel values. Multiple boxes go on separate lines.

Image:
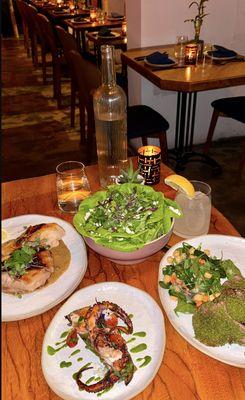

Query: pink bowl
left=83, top=221, right=174, bottom=265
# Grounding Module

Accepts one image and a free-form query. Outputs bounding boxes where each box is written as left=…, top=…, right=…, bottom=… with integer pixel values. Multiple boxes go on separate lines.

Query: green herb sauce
left=77, top=357, right=83, bottom=362
left=133, top=331, right=146, bottom=337
left=85, top=376, right=95, bottom=385
left=47, top=343, right=67, bottom=355
left=128, top=314, right=134, bottom=319
left=139, top=356, right=152, bottom=367
left=130, top=343, right=147, bottom=353
left=97, top=386, right=113, bottom=397
left=60, top=361, right=72, bottom=368
left=55, top=339, right=66, bottom=346
left=60, top=330, right=69, bottom=339
left=126, top=338, right=136, bottom=344
left=69, top=349, right=80, bottom=358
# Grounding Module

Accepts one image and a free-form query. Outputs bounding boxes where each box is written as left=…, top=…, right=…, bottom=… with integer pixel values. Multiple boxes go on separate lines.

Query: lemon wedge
left=1, top=228, right=9, bottom=242
left=164, top=174, right=195, bottom=198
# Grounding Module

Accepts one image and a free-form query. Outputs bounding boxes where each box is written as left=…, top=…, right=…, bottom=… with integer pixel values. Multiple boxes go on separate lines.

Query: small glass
left=174, top=35, right=188, bottom=66
left=56, top=161, right=91, bottom=213
left=90, top=7, right=97, bottom=22
left=202, top=43, right=213, bottom=67
left=69, top=1, right=75, bottom=14
left=173, top=180, right=211, bottom=238
left=96, top=9, right=105, bottom=24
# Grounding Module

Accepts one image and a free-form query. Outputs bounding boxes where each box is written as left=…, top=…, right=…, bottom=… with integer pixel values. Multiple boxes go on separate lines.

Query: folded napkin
left=146, top=51, right=175, bottom=65
left=74, top=17, right=87, bottom=22
left=209, top=45, right=237, bottom=58
left=98, top=27, right=114, bottom=37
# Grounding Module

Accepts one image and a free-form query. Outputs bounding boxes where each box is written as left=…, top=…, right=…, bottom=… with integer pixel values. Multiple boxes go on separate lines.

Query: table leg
left=170, top=92, right=222, bottom=175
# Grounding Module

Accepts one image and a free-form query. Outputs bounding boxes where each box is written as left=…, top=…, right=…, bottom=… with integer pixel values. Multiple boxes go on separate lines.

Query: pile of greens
left=73, top=183, right=182, bottom=252
left=159, top=242, right=242, bottom=315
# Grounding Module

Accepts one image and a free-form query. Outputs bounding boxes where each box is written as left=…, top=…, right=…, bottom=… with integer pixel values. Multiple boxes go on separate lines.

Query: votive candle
left=185, top=43, right=198, bottom=65
left=138, top=145, right=161, bottom=185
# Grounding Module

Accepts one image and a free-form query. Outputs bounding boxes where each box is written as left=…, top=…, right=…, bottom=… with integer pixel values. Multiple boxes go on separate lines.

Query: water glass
left=173, top=180, right=211, bottom=238
left=174, top=35, right=188, bottom=66
left=56, top=161, right=91, bottom=213
left=202, top=43, right=213, bottom=67
left=96, top=9, right=105, bottom=24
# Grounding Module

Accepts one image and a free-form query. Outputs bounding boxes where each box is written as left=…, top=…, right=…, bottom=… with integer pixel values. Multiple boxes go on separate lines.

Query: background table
left=122, top=45, right=245, bottom=172
left=2, top=162, right=244, bottom=400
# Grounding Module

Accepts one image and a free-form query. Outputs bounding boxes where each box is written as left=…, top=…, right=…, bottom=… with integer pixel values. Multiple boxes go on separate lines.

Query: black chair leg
left=203, top=109, right=220, bottom=154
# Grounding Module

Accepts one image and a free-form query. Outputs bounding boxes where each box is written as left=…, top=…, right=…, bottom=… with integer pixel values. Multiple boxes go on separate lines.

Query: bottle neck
left=101, top=45, right=116, bottom=87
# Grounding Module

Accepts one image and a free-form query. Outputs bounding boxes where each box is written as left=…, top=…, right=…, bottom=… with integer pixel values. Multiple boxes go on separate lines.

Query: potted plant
left=185, top=0, right=209, bottom=54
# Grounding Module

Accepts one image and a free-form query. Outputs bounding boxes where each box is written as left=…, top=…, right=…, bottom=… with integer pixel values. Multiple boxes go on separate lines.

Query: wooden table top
left=121, top=44, right=245, bottom=92
left=64, top=18, right=123, bottom=31
left=2, top=162, right=244, bottom=400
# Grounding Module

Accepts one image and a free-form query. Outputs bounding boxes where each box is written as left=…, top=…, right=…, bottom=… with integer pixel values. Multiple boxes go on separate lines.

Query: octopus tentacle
left=76, top=367, right=118, bottom=393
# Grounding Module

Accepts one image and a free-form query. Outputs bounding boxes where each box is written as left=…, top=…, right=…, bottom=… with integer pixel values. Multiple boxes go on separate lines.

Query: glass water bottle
left=93, top=45, right=128, bottom=188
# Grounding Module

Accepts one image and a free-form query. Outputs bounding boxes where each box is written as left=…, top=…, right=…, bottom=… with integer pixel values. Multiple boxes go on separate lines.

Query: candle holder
left=121, top=21, right=127, bottom=36
left=90, top=7, right=97, bottom=22
left=138, top=145, right=161, bottom=185
left=185, top=43, right=198, bottom=65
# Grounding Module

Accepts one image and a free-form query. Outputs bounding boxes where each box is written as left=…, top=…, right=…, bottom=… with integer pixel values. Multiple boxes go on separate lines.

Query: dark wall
left=2, top=0, right=22, bottom=37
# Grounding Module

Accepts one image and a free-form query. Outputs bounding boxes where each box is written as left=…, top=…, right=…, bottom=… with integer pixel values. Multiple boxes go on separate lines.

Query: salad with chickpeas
left=159, top=242, right=242, bottom=315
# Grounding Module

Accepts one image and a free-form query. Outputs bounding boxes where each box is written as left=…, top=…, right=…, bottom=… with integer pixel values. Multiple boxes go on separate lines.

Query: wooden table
left=122, top=44, right=245, bottom=172
left=2, top=162, right=244, bottom=400
left=64, top=18, right=124, bottom=53
left=86, top=31, right=127, bottom=65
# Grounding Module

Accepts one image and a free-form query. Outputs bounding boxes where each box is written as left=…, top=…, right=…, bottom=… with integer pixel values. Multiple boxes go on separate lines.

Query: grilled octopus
left=66, top=301, right=136, bottom=393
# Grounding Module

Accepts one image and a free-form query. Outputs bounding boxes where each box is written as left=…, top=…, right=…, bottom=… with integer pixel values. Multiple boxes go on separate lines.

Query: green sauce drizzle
left=130, top=343, right=147, bottom=353
left=85, top=376, right=95, bottom=385
left=60, top=330, right=69, bottom=339
left=77, top=357, right=83, bottom=362
left=128, top=314, right=134, bottom=319
left=60, top=361, right=72, bottom=368
left=55, top=339, right=66, bottom=346
left=126, top=337, right=136, bottom=344
left=47, top=343, right=67, bottom=355
left=139, top=356, right=152, bottom=368
left=97, top=386, right=113, bottom=397
left=133, top=331, right=146, bottom=337
left=69, top=349, right=80, bottom=358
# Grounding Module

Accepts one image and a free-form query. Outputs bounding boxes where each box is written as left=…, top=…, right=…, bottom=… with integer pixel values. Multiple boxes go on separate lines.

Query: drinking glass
left=56, top=161, right=91, bottom=213
left=202, top=43, right=213, bottom=67
left=96, top=9, right=105, bottom=24
left=173, top=180, right=211, bottom=238
left=174, top=35, right=188, bottom=66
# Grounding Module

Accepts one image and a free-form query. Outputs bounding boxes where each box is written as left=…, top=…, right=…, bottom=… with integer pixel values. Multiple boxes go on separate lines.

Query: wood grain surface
left=121, top=45, right=245, bottom=92
left=2, top=162, right=245, bottom=400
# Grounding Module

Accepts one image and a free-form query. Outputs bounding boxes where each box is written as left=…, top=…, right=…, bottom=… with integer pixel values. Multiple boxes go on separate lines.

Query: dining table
left=64, top=18, right=124, bottom=53
left=2, top=160, right=244, bottom=400
left=121, top=44, right=245, bottom=174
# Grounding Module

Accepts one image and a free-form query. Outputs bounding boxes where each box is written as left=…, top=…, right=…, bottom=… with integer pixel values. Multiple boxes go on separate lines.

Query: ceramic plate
left=107, top=16, right=125, bottom=21
left=144, top=58, right=177, bottom=68
left=2, top=214, right=87, bottom=321
left=158, top=234, right=245, bottom=368
left=206, top=52, right=237, bottom=61
left=42, top=282, right=165, bottom=400
left=97, top=31, right=121, bottom=39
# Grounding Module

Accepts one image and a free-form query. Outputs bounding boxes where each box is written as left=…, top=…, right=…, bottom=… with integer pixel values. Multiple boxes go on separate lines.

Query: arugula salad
left=73, top=183, right=182, bottom=252
left=159, top=242, right=242, bottom=315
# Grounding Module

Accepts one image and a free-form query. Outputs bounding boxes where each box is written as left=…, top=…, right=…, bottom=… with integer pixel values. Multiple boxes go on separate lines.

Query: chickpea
left=173, top=250, right=180, bottom=257
left=167, top=256, right=174, bottom=264
left=163, top=275, right=171, bottom=284
left=204, top=271, right=212, bottom=279
left=175, top=256, right=182, bottom=263
left=193, top=293, right=203, bottom=302
left=204, top=249, right=210, bottom=256
left=209, top=294, right=215, bottom=301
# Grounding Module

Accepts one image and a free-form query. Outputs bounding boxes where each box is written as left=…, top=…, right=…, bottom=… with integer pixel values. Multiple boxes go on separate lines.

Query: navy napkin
left=146, top=51, right=175, bottom=65
left=209, top=45, right=237, bottom=58
left=98, top=27, right=114, bottom=37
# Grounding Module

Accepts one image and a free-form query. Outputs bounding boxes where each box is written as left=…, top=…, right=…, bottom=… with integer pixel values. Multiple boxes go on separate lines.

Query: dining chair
left=204, top=96, right=245, bottom=181
left=15, top=0, right=30, bottom=56
left=68, top=49, right=170, bottom=164
left=36, top=13, right=68, bottom=108
left=18, top=0, right=38, bottom=65
left=55, top=26, right=79, bottom=127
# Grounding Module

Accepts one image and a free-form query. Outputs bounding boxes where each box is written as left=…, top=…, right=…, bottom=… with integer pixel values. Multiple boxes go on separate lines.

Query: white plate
left=158, top=234, right=245, bottom=368
left=2, top=214, right=87, bottom=321
left=96, top=31, right=121, bottom=39
left=144, top=58, right=177, bottom=68
left=206, top=53, right=237, bottom=61
left=42, top=282, right=165, bottom=400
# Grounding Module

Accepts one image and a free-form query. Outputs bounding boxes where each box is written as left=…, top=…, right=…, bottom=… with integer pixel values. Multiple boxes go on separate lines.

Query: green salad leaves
left=73, top=183, right=182, bottom=252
